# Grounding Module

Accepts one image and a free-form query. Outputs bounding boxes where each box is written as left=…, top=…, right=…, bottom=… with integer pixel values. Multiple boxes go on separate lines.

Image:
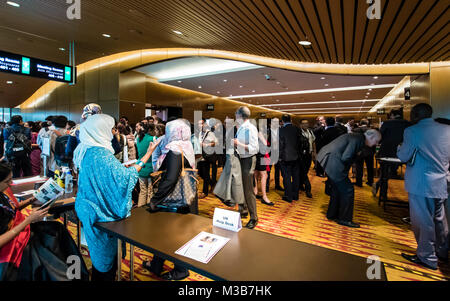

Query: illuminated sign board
left=0, top=50, right=75, bottom=83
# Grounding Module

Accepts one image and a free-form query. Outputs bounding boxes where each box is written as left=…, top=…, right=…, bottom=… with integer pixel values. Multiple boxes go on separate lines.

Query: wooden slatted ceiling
left=0, top=0, right=448, bottom=65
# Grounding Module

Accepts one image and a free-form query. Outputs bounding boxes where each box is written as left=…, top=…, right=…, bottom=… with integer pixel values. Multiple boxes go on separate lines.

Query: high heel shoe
left=260, top=198, right=274, bottom=206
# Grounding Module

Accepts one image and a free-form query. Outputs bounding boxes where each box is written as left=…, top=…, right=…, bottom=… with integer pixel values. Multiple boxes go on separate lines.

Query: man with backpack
left=2, top=115, right=32, bottom=178
left=48, top=115, right=69, bottom=177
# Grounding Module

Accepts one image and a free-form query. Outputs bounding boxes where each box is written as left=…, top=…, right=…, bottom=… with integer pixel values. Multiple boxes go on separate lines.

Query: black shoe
left=161, top=270, right=190, bottom=281
left=338, top=220, right=360, bottom=228
left=354, top=183, right=363, bottom=188
left=219, top=198, right=234, bottom=208
left=260, top=199, right=274, bottom=206
left=245, top=219, right=258, bottom=229
left=255, top=195, right=263, bottom=199
left=240, top=211, right=249, bottom=218
left=275, top=186, right=285, bottom=191
left=327, top=217, right=338, bottom=222
left=142, top=261, right=162, bottom=276
left=306, top=191, right=313, bottom=198
left=401, top=253, right=437, bottom=270
left=282, top=196, right=292, bottom=203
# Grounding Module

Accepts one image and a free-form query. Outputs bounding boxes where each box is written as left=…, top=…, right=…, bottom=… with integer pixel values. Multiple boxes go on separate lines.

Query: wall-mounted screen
left=0, top=50, right=75, bottom=83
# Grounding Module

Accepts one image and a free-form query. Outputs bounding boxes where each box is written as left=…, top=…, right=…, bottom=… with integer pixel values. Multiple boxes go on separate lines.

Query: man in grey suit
left=398, top=104, right=450, bottom=271
left=317, top=130, right=381, bottom=228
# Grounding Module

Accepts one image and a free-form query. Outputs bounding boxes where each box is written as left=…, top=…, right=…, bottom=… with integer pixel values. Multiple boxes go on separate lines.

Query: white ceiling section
left=134, top=58, right=405, bottom=115
left=135, top=57, right=263, bottom=82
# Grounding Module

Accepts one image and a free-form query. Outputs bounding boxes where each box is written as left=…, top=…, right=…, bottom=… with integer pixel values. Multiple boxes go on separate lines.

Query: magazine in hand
left=175, top=231, right=230, bottom=264
left=33, top=178, right=65, bottom=209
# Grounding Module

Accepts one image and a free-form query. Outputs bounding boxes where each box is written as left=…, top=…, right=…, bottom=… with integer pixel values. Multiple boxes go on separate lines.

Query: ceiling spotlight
left=6, top=1, right=20, bottom=7
left=276, top=82, right=280, bottom=85
left=321, top=77, right=326, bottom=80
left=299, top=41, right=312, bottom=46
left=373, top=76, right=379, bottom=79
left=102, top=34, right=111, bottom=38
left=324, top=84, right=329, bottom=87
left=223, top=79, right=228, bottom=82
left=239, top=85, right=243, bottom=88
left=369, top=88, right=373, bottom=91
left=252, top=90, right=256, bottom=93
left=198, top=86, right=202, bottom=89
left=177, top=81, right=182, bottom=83
left=173, top=30, right=183, bottom=35
left=59, top=48, right=66, bottom=51
left=366, top=92, right=371, bottom=95
left=6, top=81, right=13, bottom=84
left=217, top=91, right=220, bottom=94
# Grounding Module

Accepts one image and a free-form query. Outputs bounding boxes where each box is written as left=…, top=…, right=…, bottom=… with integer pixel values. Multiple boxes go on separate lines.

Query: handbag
left=153, top=148, right=199, bottom=211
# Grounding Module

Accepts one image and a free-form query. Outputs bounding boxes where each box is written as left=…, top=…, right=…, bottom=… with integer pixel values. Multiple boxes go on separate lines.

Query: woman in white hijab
left=74, top=114, right=159, bottom=281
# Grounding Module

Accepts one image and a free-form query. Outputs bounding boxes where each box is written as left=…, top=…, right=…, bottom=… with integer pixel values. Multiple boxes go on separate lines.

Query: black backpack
left=54, top=134, right=72, bottom=165
left=5, top=128, right=31, bottom=159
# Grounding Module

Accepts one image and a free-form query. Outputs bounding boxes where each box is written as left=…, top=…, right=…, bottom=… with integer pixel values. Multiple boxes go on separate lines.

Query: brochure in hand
left=33, top=178, right=65, bottom=209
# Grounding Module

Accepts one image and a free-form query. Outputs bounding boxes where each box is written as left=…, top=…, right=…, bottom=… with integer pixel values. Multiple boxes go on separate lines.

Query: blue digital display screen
left=0, top=50, right=76, bottom=83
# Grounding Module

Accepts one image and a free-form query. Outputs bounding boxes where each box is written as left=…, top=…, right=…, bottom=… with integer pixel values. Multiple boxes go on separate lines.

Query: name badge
left=213, top=208, right=242, bottom=232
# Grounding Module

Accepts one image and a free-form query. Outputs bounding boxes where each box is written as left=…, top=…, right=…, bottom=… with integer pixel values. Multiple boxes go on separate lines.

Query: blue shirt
left=75, top=147, right=138, bottom=272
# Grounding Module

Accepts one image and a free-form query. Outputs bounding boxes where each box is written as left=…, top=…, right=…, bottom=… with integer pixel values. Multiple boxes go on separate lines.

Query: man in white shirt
left=233, top=107, right=259, bottom=229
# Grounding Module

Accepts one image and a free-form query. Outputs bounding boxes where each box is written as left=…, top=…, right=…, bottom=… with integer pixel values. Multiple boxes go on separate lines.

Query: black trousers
left=274, top=162, right=282, bottom=188
left=327, top=177, right=355, bottom=222
left=299, top=153, right=312, bottom=193
left=375, top=162, right=399, bottom=198
left=355, top=152, right=374, bottom=185
left=10, top=155, right=32, bottom=179
left=199, top=156, right=218, bottom=195
left=280, top=160, right=300, bottom=201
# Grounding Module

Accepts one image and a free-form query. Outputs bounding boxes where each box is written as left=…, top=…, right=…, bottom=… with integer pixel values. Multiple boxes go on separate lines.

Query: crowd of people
left=0, top=102, right=448, bottom=280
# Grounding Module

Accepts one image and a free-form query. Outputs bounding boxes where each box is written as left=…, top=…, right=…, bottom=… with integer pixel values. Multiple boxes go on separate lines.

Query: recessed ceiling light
left=6, top=81, right=13, bottom=84
left=252, top=90, right=256, bottom=93
left=177, top=81, right=182, bottom=83
left=173, top=30, right=183, bottom=35
left=369, top=89, right=373, bottom=91
left=324, top=84, right=329, bottom=87
left=102, top=34, right=111, bottom=38
left=223, top=79, right=228, bottom=82
left=7, top=1, right=20, bottom=7
left=59, top=48, right=66, bottom=51
left=366, top=92, right=371, bottom=95
left=217, top=91, right=220, bottom=94
left=239, top=85, right=243, bottom=88
left=198, top=86, right=202, bottom=89
left=321, top=77, right=326, bottom=80
left=299, top=41, right=312, bottom=46
left=276, top=82, right=280, bottom=85
left=373, top=76, right=379, bottom=79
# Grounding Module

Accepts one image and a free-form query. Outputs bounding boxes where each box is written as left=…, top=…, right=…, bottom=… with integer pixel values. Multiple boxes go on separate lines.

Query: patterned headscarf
left=81, top=103, right=102, bottom=121
left=155, top=119, right=195, bottom=171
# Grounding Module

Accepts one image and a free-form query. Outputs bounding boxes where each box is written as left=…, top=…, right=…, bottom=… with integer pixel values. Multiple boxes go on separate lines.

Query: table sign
left=213, top=208, right=242, bottom=232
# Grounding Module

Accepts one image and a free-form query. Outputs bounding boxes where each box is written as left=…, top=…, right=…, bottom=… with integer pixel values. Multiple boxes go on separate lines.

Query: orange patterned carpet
left=63, top=169, right=449, bottom=281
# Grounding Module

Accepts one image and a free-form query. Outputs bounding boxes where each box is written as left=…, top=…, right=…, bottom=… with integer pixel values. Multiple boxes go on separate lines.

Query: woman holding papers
left=74, top=114, right=159, bottom=281
left=0, top=163, right=88, bottom=281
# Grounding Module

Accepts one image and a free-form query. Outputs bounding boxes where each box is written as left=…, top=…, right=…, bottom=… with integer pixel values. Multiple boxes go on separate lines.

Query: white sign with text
left=213, top=208, right=242, bottom=232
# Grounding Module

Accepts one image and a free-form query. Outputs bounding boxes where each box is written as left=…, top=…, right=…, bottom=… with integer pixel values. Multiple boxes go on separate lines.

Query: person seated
left=0, top=163, right=89, bottom=281
left=143, top=119, right=197, bottom=281
left=74, top=114, right=160, bottom=281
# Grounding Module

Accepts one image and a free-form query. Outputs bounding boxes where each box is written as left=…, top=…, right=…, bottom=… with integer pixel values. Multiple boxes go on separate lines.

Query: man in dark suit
left=335, top=115, right=348, bottom=134
left=316, top=117, right=346, bottom=151
left=313, top=116, right=326, bottom=177
left=373, top=109, right=411, bottom=197
left=279, top=115, right=301, bottom=203
left=317, top=130, right=382, bottom=228
left=354, top=119, right=375, bottom=187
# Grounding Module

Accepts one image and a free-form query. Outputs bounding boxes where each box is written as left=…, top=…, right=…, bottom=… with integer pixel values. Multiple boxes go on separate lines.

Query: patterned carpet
left=63, top=169, right=449, bottom=281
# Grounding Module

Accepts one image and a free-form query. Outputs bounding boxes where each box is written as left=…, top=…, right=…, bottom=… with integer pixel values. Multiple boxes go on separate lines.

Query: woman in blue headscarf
left=74, top=114, right=159, bottom=281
